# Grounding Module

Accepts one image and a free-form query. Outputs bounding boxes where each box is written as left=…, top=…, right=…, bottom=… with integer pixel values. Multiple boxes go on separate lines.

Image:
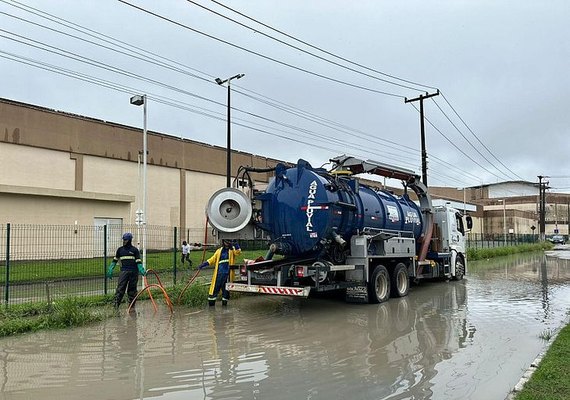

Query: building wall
left=0, top=142, right=76, bottom=190
left=0, top=98, right=280, bottom=231
left=487, top=182, right=538, bottom=198
left=0, top=190, right=132, bottom=226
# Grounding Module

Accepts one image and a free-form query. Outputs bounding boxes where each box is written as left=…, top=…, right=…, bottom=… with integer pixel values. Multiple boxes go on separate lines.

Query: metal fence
left=466, top=233, right=539, bottom=249
left=0, top=224, right=547, bottom=306
left=0, top=223, right=269, bottom=306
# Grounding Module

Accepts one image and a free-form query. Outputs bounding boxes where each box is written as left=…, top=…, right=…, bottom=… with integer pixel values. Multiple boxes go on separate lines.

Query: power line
left=0, top=30, right=412, bottom=166
left=439, top=92, right=524, bottom=180
left=116, top=0, right=405, bottom=98
left=409, top=102, right=509, bottom=182
left=233, top=85, right=484, bottom=183
left=0, top=29, right=417, bottom=168
left=0, top=30, right=226, bottom=105
left=185, top=0, right=425, bottom=92
left=0, top=2, right=215, bottom=82
left=199, top=1, right=526, bottom=185
left=208, top=0, right=438, bottom=92
left=1, top=2, right=499, bottom=188
left=0, top=50, right=475, bottom=187
left=0, top=0, right=484, bottom=185
left=431, top=97, right=514, bottom=181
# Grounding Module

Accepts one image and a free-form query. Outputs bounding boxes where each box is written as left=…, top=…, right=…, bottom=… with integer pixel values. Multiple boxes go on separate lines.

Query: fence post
left=173, top=226, right=177, bottom=285
left=104, top=224, right=108, bottom=295
left=4, top=223, right=10, bottom=306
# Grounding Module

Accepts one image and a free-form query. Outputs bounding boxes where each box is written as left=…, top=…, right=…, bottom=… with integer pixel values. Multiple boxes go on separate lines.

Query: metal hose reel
left=206, top=188, right=253, bottom=233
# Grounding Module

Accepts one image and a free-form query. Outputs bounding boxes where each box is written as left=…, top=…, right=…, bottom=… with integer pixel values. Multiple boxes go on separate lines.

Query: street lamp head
left=130, top=95, right=145, bottom=106
left=236, top=73, right=245, bottom=79
left=215, top=77, right=223, bottom=85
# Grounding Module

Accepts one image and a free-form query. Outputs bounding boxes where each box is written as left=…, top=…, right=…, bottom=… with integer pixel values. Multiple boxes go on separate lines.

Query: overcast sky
left=1, top=0, right=569, bottom=192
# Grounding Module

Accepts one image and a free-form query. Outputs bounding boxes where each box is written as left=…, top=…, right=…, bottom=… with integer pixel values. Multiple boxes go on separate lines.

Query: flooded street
left=1, top=250, right=569, bottom=400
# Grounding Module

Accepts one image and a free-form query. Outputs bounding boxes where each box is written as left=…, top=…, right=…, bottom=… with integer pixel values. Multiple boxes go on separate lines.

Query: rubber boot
left=208, top=300, right=216, bottom=307
left=222, top=298, right=228, bottom=307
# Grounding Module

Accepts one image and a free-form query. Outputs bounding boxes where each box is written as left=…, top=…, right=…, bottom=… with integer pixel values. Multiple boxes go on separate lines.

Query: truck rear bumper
left=226, top=283, right=311, bottom=298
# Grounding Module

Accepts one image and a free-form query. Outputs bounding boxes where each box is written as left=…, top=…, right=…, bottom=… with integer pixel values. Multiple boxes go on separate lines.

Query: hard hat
left=122, top=232, right=133, bottom=241
left=222, top=238, right=232, bottom=245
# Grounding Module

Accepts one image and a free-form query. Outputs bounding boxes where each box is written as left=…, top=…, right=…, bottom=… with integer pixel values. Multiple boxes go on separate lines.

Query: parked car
left=550, top=235, right=566, bottom=244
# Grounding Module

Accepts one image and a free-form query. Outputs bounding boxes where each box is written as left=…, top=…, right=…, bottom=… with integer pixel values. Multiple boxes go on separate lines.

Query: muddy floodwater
left=1, top=250, right=570, bottom=400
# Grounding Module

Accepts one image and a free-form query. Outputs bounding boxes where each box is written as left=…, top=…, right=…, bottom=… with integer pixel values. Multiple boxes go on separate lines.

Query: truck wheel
left=368, top=265, right=390, bottom=304
left=390, top=263, right=410, bottom=298
left=452, top=258, right=465, bottom=281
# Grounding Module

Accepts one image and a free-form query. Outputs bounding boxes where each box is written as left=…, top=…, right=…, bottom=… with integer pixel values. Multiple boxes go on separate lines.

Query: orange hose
left=201, top=216, right=209, bottom=263
left=176, top=268, right=201, bottom=305
left=128, top=284, right=173, bottom=314
left=142, top=275, right=158, bottom=311
left=127, top=268, right=173, bottom=314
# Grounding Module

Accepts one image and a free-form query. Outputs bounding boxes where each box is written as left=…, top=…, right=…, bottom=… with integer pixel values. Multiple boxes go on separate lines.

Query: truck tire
left=368, top=265, right=390, bottom=304
left=452, top=258, right=465, bottom=281
left=390, top=263, right=410, bottom=298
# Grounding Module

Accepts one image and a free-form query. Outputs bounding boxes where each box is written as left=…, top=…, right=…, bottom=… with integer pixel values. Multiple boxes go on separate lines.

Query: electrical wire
left=0, top=28, right=427, bottom=172
left=409, top=102, right=513, bottom=182
left=116, top=0, right=405, bottom=98
left=431, top=97, right=514, bottom=181
left=440, top=91, right=524, bottom=181
left=208, top=0, right=438, bottom=91
left=185, top=0, right=425, bottom=92
left=193, top=0, right=525, bottom=184
left=0, top=1, right=528, bottom=189
left=0, top=50, right=476, bottom=187
left=0, top=0, right=214, bottom=81
left=0, top=9, right=212, bottom=84
left=0, top=0, right=487, bottom=185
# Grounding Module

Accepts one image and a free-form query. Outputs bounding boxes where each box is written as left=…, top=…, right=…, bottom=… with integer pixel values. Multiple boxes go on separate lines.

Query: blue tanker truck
left=206, top=155, right=472, bottom=303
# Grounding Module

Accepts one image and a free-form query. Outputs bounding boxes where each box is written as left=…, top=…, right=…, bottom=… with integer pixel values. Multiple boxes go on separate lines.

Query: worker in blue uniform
left=198, top=239, right=241, bottom=306
left=106, top=232, right=146, bottom=309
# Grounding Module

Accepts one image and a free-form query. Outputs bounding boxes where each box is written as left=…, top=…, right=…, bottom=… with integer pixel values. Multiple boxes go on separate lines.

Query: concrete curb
left=505, top=316, right=570, bottom=399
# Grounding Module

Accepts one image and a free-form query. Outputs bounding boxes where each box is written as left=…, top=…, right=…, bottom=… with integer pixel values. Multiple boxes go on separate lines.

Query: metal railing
left=466, top=233, right=539, bottom=249
left=1, top=224, right=545, bottom=306
left=0, top=223, right=269, bottom=306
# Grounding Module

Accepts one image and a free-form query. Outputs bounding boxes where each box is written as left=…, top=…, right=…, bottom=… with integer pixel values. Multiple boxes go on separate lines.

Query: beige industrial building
left=0, top=97, right=280, bottom=243
left=1, top=97, right=566, bottom=244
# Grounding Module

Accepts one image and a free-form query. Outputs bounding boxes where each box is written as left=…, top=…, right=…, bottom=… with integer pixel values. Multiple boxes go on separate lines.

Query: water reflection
left=0, top=252, right=568, bottom=400
left=141, top=282, right=470, bottom=400
left=469, top=252, right=570, bottom=323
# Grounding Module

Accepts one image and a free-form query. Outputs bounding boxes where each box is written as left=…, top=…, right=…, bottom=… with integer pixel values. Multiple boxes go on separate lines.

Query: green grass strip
left=467, top=242, right=553, bottom=261
left=1, top=249, right=268, bottom=284
left=516, top=323, right=570, bottom=400
left=0, top=296, right=114, bottom=337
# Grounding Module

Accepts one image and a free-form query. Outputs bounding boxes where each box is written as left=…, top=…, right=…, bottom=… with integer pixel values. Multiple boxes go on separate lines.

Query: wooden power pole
left=405, top=90, right=440, bottom=186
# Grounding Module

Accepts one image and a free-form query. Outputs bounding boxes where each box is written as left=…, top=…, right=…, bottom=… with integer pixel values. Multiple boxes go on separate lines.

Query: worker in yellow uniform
left=198, top=239, right=241, bottom=306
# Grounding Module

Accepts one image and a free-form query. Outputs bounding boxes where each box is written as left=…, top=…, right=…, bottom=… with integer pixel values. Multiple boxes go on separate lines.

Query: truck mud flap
left=226, top=283, right=311, bottom=298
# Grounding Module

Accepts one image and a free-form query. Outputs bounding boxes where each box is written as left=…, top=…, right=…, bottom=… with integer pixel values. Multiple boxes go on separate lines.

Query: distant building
left=462, top=182, right=569, bottom=236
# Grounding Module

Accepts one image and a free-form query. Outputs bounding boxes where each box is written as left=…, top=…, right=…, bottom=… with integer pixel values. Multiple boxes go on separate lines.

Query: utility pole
left=405, top=90, right=439, bottom=186
left=538, top=175, right=548, bottom=241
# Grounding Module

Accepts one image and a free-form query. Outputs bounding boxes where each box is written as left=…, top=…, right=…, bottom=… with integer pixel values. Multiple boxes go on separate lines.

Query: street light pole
left=215, top=73, right=245, bottom=188
left=500, top=199, right=506, bottom=246
left=130, top=94, right=147, bottom=270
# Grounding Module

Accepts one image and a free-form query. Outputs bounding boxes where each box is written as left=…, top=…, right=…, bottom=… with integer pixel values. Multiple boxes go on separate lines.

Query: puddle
left=0, top=252, right=568, bottom=399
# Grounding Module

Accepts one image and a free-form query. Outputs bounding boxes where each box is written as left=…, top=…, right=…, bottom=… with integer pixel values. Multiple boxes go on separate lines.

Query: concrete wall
left=488, top=182, right=538, bottom=198
left=0, top=142, right=75, bottom=190
left=0, top=98, right=281, bottom=231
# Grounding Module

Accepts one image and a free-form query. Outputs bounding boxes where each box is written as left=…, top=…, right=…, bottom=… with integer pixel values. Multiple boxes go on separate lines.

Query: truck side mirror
left=466, top=215, right=473, bottom=230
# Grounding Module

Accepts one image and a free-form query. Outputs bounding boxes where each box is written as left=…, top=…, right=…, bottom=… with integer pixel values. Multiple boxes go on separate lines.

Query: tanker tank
left=256, top=159, right=423, bottom=257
